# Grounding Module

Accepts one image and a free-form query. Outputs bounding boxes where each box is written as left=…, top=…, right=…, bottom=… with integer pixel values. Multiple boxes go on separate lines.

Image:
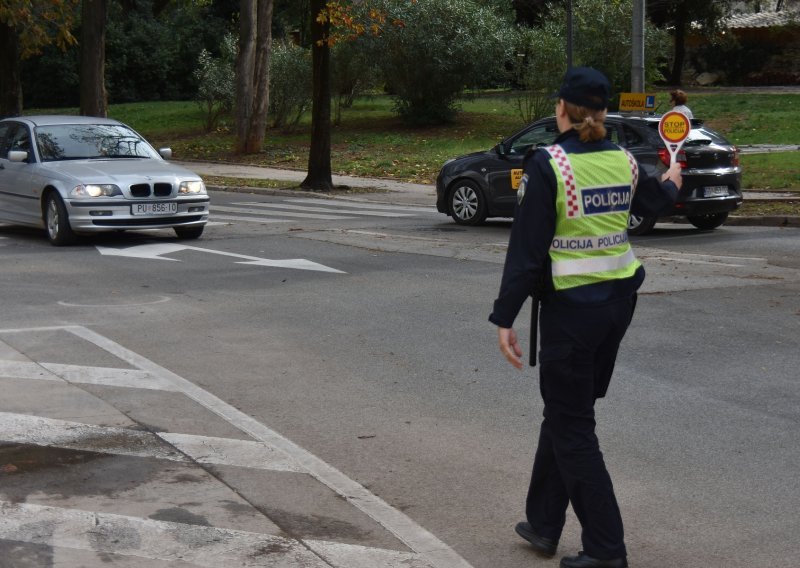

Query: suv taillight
left=732, top=146, right=740, bottom=167
left=658, top=147, right=687, bottom=168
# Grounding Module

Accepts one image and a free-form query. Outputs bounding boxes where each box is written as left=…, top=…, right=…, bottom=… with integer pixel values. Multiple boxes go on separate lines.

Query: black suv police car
left=435, top=114, right=742, bottom=235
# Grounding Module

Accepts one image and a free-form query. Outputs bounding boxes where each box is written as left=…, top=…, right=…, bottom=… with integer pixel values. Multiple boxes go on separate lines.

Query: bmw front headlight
left=179, top=180, right=206, bottom=194
left=71, top=184, right=122, bottom=198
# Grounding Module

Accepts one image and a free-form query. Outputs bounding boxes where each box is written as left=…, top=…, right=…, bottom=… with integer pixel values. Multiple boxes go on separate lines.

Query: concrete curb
left=726, top=215, right=800, bottom=227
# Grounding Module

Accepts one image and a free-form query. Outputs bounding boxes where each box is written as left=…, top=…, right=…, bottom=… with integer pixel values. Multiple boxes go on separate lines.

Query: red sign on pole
left=658, top=111, right=691, bottom=163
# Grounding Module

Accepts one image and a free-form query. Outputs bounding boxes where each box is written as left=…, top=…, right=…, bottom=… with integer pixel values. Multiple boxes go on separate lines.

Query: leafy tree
left=0, top=0, right=78, bottom=116
left=544, top=0, right=670, bottom=99
left=512, top=0, right=564, bottom=26
left=374, top=0, right=512, bottom=125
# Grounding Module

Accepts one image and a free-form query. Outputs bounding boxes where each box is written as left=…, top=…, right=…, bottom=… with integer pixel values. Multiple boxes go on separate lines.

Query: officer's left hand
left=497, top=327, right=524, bottom=370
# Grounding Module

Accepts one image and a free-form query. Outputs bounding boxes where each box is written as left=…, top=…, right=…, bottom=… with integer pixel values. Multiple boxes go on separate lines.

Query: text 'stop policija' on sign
left=658, top=111, right=691, bottom=164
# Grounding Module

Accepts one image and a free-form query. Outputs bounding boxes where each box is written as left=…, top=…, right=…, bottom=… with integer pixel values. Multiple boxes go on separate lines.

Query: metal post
left=631, top=0, right=645, bottom=92
left=566, top=0, right=573, bottom=69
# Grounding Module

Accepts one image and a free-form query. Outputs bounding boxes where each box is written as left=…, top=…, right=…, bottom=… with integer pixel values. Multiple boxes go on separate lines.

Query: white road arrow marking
left=96, top=243, right=345, bottom=273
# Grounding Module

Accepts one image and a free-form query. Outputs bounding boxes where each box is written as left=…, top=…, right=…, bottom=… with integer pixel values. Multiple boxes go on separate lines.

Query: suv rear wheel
left=627, top=214, right=657, bottom=236
left=688, top=212, right=728, bottom=231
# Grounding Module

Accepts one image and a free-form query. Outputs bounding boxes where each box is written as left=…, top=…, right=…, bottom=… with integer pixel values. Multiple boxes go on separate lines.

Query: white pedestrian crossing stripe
left=234, top=201, right=415, bottom=217
left=0, top=501, right=437, bottom=568
left=210, top=198, right=435, bottom=225
left=213, top=204, right=357, bottom=220
left=287, top=198, right=435, bottom=213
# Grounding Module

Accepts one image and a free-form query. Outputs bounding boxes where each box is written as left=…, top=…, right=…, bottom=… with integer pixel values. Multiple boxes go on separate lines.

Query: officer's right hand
left=497, top=327, right=524, bottom=370
left=661, top=161, right=683, bottom=189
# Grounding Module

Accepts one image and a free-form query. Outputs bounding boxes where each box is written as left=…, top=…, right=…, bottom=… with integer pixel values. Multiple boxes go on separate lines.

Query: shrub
left=193, top=34, right=235, bottom=132
left=508, top=24, right=565, bottom=123
left=268, top=41, right=312, bottom=131
left=331, top=40, right=382, bottom=125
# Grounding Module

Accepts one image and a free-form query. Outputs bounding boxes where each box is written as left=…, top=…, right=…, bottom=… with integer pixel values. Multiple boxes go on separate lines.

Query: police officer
left=489, top=67, right=682, bottom=568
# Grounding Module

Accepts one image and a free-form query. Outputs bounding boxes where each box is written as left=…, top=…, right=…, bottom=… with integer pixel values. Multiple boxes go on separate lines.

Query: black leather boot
left=560, top=552, right=628, bottom=568
left=514, top=521, right=558, bottom=557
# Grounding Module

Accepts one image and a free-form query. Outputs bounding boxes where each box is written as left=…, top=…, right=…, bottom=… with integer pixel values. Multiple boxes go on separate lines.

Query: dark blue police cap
left=555, top=66, right=610, bottom=110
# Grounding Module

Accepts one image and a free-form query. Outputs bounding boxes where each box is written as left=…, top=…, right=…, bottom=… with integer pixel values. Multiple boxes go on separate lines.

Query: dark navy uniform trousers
left=525, top=294, right=636, bottom=561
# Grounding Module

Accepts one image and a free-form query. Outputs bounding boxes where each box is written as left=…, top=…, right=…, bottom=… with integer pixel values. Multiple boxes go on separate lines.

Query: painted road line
left=0, top=411, right=304, bottom=473
left=40, top=362, right=180, bottom=391
left=1, top=358, right=179, bottom=393
left=0, top=501, right=438, bottom=568
left=0, top=412, right=187, bottom=463
left=210, top=213, right=293, bottom=224
left=15, top=325, right=475, bottom=568
left=0, top=360, right=61, bottom=381
left=286, top=198, right=436, bottom=214
left=234, top=202, right=414, bottom=218
left=96, top=243, right=345, bottom=274
left=157, top=431, right=303, bottom=473
left=212, top=204, right=357, bottom=220
left=0, top=501, right=330, bottom=568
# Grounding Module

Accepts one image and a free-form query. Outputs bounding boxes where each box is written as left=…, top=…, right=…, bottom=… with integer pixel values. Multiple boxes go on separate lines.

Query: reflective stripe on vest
left=544, top=144, right=641, bottom=290
left=551, top=248, right=637, bottom=277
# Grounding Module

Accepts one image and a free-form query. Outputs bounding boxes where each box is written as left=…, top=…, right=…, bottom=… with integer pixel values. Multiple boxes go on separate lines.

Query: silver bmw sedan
left=0, top=115, right=209, bottom=245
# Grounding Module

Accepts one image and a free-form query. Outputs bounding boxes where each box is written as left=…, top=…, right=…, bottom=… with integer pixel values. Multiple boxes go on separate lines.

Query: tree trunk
left=669, top=2, right=688, bottom=86
left=235, top=0, right=273, bottom=154
left=301, top=0, right=333, bottom=191
left=80, top=0, right=108, bottom=117
left=0, top=23, right=22, bottom=117
left=244, top=0, right=273, bottom=153
left=235, top=0, right=256, bottom=154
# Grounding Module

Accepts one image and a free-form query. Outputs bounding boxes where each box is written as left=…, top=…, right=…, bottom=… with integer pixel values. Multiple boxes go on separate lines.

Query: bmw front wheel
left=449, top=180, right=488, bottom=226
left=174, top=225, right=204, bottom=239
left=44, top=193, right=77, bottom=246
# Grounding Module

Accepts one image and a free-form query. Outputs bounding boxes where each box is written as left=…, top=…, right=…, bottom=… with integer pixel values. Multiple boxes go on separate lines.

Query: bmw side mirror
left=495, top=143, right=506, bottom=157
left=8, top=150, right=28, bottom=162
left=158, top=148, right=173, bottom=159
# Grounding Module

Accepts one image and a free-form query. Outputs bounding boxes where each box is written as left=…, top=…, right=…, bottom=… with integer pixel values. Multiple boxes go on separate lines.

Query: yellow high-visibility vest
left=544, top=144, right=641, bottom=291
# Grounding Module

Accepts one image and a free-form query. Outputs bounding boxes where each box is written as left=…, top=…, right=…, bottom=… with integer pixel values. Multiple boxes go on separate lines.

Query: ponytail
left=563, top=101, right=607, bottom=143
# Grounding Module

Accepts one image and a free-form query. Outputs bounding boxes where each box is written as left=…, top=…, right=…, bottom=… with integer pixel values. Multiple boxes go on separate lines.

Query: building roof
left=726, top=9, right=799, bottom=28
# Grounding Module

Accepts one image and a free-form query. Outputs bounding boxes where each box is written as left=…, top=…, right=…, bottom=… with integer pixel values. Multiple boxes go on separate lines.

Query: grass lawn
left=30, top=91, right=800, bottom=193
left=740, top=152, right=800, bottom=190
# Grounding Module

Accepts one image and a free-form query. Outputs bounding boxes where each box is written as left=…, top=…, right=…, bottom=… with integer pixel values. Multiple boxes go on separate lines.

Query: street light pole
left=631, top=0, right=645, bottom=92
left=566, top=0, right=573, bottom=69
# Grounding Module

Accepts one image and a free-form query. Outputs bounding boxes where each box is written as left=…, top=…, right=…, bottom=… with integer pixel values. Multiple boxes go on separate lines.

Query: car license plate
left=132, top=202, right=178, bottom=215
left=704, top=185, right=729, bottom=197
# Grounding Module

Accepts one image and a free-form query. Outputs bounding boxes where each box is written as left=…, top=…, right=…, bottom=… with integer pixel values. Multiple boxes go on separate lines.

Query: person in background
left=489, top=67, right=683, bottom=568
left=669, top=89, right=693, bottom=118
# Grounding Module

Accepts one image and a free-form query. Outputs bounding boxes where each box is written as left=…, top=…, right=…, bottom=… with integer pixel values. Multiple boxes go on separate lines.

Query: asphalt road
left=1, top=191, right=798, bottom=567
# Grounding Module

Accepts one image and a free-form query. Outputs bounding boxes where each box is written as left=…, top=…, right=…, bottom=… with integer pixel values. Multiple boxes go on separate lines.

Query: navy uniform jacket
left=489, top=129, right=678, bottom=329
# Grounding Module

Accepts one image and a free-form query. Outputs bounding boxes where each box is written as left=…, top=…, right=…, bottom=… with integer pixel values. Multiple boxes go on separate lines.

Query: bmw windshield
left=35, top=124, right=161, bottom=162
